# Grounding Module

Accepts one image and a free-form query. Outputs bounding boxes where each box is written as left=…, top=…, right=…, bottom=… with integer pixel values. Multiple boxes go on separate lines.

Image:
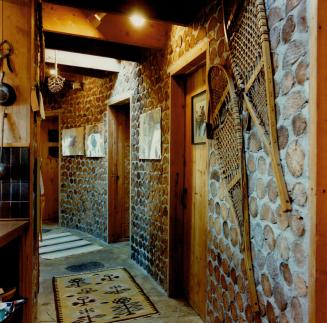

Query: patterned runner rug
left=53, top=268, right=159, bottom=323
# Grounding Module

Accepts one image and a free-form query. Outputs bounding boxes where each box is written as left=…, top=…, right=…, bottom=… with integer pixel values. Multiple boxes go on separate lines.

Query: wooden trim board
left=108, top=95, right=132, bottom=243
left=168, top=39, right=208, bottom=76
left=107, top=92, right=132, bottom=106
left=168, top=41, right=209, bottom=307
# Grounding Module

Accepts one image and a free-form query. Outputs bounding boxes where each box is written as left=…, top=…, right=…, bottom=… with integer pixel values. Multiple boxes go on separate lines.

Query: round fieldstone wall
left=110, top=0, right=310, bottom=321
left=43, top=0, right=311, bottom=321
left=45, top=76, right=115, bottom=241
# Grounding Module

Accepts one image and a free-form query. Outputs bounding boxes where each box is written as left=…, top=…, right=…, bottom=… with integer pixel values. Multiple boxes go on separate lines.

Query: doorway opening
left=40, top=114, right=59, bottom=225
left=108, top=98, right=131, bottom=242
left=169, top=44, right=208, bottom=320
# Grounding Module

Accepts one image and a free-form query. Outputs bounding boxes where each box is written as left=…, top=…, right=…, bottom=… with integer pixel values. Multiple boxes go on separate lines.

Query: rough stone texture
left=278, top=125, right=289, bottom=150
left=267, top=179, right=278, bottom=202
left=45, top=76, right=113, bottom=241
left=297, top=2, right=307, bottom=32
left=290, top=213, right=305, bottom=236
left=286, top=0, right=302, bottom=14
left=248, top=131, right=262, bottom=152
left=282, top=15, right=296, bottom=43
left=258, top=156, right=267, bottom=175
left=261, top=273, right=273, bottom=297
left=266, top=301, right=276, bottom=323
left=292, top=182, right=307, bottom=206
left=43, top=0, right=311, bottom=321
left=295, top=59, right=308, bottom=85
left=270, top=25, right=281, bottom=51
left=292, top=240, right=306, bottom=268
left=291, top=297, right=303, bottom=323
left=280, top=71, right=294, bottom=95
left=282, top=90, right=306, bottom=119
left=256, top=178, right=267, bottom=199
left=249, top=196, right=258, bottom=218
left=273, top=282, right=287, bottom=311
left=282, top=40, right=306, bottom=69
left=292, top=113, right=307, bottom=136
left=294, top=273, right=307, bottom=297
left=280, top=262, right=293, bottom=286
left=39, top=0, right=310, bottom=322
left=264, top=225, right=276, bottom=251
left=268, top=6, right=284, bottom=29
left=278, top=235, right=290, bottom=260
left=260, top=203, right=274, bottom=222
left=286, top=140, right=305, bottom=177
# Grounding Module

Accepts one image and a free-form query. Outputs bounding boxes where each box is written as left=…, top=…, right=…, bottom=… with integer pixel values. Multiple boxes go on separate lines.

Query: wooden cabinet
left=0, top=220, right=29, bottom=322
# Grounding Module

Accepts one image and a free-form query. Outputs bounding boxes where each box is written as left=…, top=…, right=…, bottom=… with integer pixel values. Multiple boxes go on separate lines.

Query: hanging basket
left=47, top=74, right=65, bottom=93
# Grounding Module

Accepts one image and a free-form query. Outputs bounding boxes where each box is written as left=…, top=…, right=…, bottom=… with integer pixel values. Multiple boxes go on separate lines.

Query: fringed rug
left=53, top=268, right=159, bottom=323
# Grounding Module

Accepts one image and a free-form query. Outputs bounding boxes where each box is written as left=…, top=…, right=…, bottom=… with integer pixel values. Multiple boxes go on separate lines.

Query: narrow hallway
left=37, top=226, right=202, bottom=323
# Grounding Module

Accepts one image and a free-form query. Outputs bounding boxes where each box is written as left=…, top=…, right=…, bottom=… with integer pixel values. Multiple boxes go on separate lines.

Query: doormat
left=40, top=232, right=103, bottom=259
left=53, top=268, right=159, bottom=323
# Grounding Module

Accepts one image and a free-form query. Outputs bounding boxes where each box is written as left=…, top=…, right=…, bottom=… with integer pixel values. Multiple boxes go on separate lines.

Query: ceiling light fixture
left=49, top=68, right=57, bottom=76
left=129, top=13, right=146, bottom=27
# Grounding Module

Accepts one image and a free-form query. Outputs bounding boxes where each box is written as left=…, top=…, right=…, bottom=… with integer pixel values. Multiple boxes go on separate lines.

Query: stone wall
left=109, top=0, right=310, bottom=321
left=44, top=0, right=311, bottom=320
left=45, top=76, right=115, bottom=241
left=205, top=0, right=310, bottom=322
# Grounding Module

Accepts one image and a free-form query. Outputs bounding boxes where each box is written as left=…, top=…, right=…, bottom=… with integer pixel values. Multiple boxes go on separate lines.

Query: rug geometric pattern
left=53, top=268, right=159, bottom=323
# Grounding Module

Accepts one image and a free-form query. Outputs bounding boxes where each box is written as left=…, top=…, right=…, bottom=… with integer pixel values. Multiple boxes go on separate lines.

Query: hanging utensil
left=0, top=71, right=16, bottom=106
left=0, top=40, right=14, bottom=73
left=47, top=50, right=65, bottom=93
left=0, top=108, right=7, bottom=178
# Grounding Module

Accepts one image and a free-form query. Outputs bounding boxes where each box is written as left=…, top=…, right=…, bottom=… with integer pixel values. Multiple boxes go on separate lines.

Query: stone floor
left=37, top=226, right=202, bottom=323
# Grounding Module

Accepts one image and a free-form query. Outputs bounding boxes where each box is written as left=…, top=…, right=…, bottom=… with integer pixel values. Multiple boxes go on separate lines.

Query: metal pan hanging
left=0, top=72, right=16, bottom=106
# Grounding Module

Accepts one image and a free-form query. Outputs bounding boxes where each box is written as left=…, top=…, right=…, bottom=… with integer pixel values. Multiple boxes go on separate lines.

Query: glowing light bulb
left=49, top=68, right=57, bottom=76
left=129, top=13, right=146, bottom=27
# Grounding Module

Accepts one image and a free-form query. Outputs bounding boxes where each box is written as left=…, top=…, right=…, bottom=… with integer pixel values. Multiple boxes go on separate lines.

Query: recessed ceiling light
left=129, top=13, right=146, bottom=27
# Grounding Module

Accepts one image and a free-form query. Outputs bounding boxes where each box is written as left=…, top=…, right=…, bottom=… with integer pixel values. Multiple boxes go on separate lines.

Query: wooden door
left=108, top=105, right=130, bottom=242
left=183, top=65, right=208, bottom=319
left=40, top=116, right=59, bottom=221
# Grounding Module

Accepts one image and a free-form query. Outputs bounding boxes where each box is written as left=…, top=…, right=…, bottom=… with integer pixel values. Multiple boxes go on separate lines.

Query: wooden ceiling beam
left=44, top=31, right=148, bottom=62
left=43, top=3, right=169, bottom=49
left=45, top=49, right=121, bottom=72
left=43, top=0, right=206, bottom=25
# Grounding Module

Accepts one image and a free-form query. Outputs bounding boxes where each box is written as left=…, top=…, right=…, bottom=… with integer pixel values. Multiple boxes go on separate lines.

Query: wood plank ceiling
left=43, top=0, right=211, bottom=63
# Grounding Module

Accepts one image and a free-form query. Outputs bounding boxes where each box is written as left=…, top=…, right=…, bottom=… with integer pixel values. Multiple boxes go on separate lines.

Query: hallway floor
left=37, top=226, right=202, bottom=322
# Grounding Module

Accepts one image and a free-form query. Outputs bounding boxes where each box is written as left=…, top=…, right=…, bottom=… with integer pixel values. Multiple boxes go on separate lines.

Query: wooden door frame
left=168, top=40, right=209, bottom=297
left=107, top=92, right=132, bottom=243
left=40, top=111, right=61, bottom=223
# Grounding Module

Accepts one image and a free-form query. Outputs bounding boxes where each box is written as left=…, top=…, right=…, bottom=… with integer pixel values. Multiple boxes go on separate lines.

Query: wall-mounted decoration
left=48, top=129, right=59, bottom=143
left=223, top=0, right=291, bottom=212
left=192, top=91, right=207, bottom=144
left=62, top=127, right=84, bottom=156
left=85, top=123, right=105, bottom=158
left=139, top=108, right=161, bottom=160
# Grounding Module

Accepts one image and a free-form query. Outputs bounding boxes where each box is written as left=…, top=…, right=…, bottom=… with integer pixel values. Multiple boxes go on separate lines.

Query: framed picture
left=192, top=90, right=207, bottom=144
left=85, top=123, right=105, bottom=158
left=139, top=108, right=161, bottom=159
left=62, top=127, right=84, bottom=156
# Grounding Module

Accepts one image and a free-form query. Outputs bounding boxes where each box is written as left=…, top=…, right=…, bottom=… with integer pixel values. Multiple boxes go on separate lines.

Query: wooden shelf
left=0, top=221, right=29, bottom=249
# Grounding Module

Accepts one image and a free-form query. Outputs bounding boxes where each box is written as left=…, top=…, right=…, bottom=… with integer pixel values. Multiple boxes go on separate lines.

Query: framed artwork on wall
left=85, top=123, right=105, bottom=158
left=62, top=127, right=84, bottom=156
left=139, top=108, right=161, bottom=160
left=192, top=90, right=207, bottom=144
